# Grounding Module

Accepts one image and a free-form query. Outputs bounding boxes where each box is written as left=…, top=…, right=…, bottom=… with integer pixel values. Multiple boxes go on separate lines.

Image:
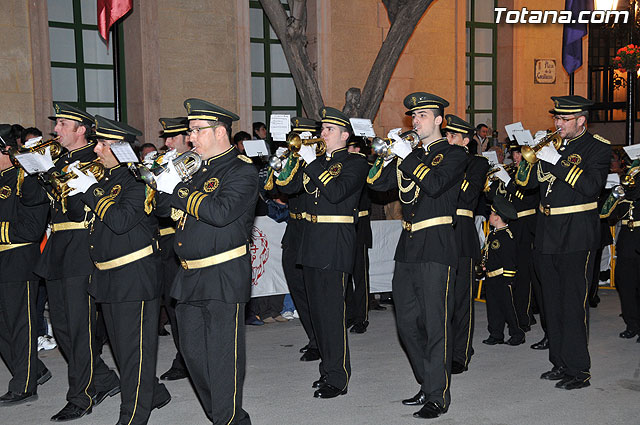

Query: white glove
left=143, top=151, right=158, bottom=166
left=24, top=136, right=43, bottom=148
left=37, top=146, right=56, bottom=173
left=275, top=147, right=288, bottom=157
left=299, top=131, right=312, bottom=140
left=390, top=139, right=412, bottom=159
left=387, top=127, right=403, bottom=143
left=382, top=157, right=395, bottom=168
left=299, top=144, right=316, bottom=164
left=67, top=167, right=98, bottom=196
left=155, top=161, right=182, bottom=194
left=494, top=165, right=511, bottom=185
left=160, top=149, right=178, bottom=165
left=536, top=143, right=561, bottom=165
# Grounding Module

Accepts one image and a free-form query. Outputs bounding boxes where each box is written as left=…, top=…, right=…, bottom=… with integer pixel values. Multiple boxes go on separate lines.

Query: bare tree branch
left=259, top=0, right=323, bottom=118
left=356, top=0, right=433, bottom=120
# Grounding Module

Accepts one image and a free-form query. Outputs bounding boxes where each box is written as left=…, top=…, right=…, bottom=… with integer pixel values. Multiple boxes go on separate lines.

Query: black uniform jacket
left=368, top=138, right=468, bottom=266
left=455, top=153, right=490, bottom=259
left=485, top=226, right=517, bottom=285
left=277, top=147, right=369, bottom=273
left=605, top=197, right=640, bottom=257
left=160, top=147, right=258, bottom=304
left=0, top=167, right=48, bottom=282
left=357, top=187, right=373, bottom=249
left=73, top=165, right=160, bottom=303
left=281, top=193, right=304, bottom=250
left=515, top=130, right=610, bottom=254
left=21, top=143, right=97, bottom=280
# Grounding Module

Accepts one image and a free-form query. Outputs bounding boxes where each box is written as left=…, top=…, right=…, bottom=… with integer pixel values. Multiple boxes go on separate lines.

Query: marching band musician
left=515, top=95, right=610, bottom=390
left=367, top=93, right=467, bottom=419
left=264, top=116, right=321, bottom=362
left=443, top=114, right=490, bottom=374
left=65, top=116, right=171, bottom=425
left=275, top=107, right=369, bottom=399
left=156, top=117, right=190, bottom=382
left=154, top=98, right=256, bottom=424
left=600, top=161, right=640, bottom=342
left=19, top=103, right=121, bottom=421
left=0, top=124, right=51, bottom=406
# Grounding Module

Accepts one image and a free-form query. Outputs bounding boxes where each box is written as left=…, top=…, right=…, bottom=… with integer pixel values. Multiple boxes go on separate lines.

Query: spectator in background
left=233, top=131, right=251, bottom=154
left=473, top=123, right=490, bottom=152
left=139, top=142, right=158, bottom=161
left=22, top=127, right=43, bottom=144
left=253, top=122, right=267, bottom=140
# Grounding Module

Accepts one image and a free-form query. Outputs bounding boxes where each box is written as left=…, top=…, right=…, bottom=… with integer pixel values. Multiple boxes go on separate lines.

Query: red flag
left=97, top=0, right=133, bottom=43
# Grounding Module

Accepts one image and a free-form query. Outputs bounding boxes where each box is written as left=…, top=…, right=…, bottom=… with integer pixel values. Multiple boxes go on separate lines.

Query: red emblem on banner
left=250, top=226, right=269, bottom=286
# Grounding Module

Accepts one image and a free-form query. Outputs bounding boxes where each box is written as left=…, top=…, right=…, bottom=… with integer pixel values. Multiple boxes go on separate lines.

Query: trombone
left=370, top=130, right=421, bottom=160
left=521, top=129, right=562, bottom=164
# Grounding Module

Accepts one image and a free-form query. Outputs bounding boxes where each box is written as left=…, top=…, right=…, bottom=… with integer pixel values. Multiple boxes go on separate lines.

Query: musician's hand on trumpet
left=298, top=143, right=317, bottom=165
left=155, top=161, right=182, bottom=194
left=493, top=164, right=512, bottom=185
left=387, top=128, right=412, bottom=160
left=66, top=162, right=98, bottom=196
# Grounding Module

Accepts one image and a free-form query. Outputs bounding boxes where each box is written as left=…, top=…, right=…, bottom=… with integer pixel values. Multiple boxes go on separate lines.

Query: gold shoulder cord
left=303, top=174, right=318, bottom=196
left=396, top=159, right=420, bottom=204
left=536, top=162, right=556, bottom=197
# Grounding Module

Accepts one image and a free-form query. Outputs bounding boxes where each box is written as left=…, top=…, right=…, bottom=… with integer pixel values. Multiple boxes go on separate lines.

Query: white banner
left=250, top=217, right=402, bottom=297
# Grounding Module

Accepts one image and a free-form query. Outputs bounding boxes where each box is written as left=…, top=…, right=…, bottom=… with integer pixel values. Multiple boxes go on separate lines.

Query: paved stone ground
left=1, top=289, right=639, bottom=424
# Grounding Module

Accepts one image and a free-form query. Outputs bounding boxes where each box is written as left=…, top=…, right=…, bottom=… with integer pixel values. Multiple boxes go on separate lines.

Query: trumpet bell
left=521, top=129, right=562, bottom=164
left=8, top=137, right=63, bottom=166
left=611, top=185, right=626, bottom=201
left=267, top=154, right=286, bottom=171
left=286, top=133, right=326, bottom=156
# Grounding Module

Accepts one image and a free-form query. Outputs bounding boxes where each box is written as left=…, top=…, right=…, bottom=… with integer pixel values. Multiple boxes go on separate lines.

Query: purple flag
left=562, top=0, right=593, bottom=74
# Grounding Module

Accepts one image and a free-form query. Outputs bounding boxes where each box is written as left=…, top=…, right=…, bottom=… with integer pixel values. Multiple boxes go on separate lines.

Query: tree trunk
left=259, top=0, right=324, bottom=119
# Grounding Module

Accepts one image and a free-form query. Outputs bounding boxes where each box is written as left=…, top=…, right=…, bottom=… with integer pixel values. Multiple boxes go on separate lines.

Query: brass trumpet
left=521, top=129, right=562, bottom=164
left=370, top=130, right=421, bottom=160
left=49, top=160, right=105, bottom=212
left=487, top=162, right=518, bottom=182
left=266, top=133, right=326, bottom=170
left=134, top=150, right=202, bottom=190
left=4, top=136, right=63, bottom=166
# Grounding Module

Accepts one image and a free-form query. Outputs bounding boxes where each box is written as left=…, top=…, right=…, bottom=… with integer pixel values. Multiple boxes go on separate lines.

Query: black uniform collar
left=327, top=146, right=348, bottom=159
left=494, top=224, right=509, bottom=233
left=565, top=128, right=587, bottom=144
left=0, top=165, right=15, bottom=177
left=68, top=142, right=95, bottom=159
left=106, top=164, right=123, bottom=176
left=424, top=137, right=447, bottom=153
left=205, top=146, right=235, bottom=165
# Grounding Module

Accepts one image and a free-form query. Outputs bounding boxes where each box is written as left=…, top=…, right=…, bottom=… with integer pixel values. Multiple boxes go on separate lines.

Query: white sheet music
left=270, top=114, right=291, bottom=142
left=482, top=150, right=499, bottom=166
left=504, top=122, right=524, bottom=141
left=14, top=152, right=53, bottom=174
left=244, top=140, right=270, bottom=157
left=111, top=142, right=139, bottom=163
left=623, top=144, right=640, bottom=160
left=349, top=118, right=375, bottom=138
left=605, top=173, right=620, bottom=189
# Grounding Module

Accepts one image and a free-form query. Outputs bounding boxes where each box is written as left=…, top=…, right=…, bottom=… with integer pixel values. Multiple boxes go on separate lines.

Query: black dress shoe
left=51, top=402, right=91, bottom=421
left=521, top=325, right=531, bottom=332
left=158, top=327, right=170, bottom=336
left=637, top=335, right=640, bottom=343
left=312, top=376, right=327, bottom=389
left=299, top=344, right=310, bottom=353
left=313, top=384, right=347, bottom=399
left=153, top=394, right=171, bottom=410
left=93, top=385, right=121, bottom=406
left=350, top=322, right=368, bottom=334
left=37, top=367, right=52, bottom=385
left=300, top=348, right=320, bottom=362
left=413, top=401, right=448, bottom=419
left=588, top=294, right=600, bottom=308
left=0, top=390, right=38, bottom=405
left=402, top=390, right=427, bottom=406
left=540, top=368, right=567, bottom=380
left=619, top=329, right=640, bottom=339
left=451, top=361, right=468, bottom=375
left=555, top=376, right=590, bottom=390
left=507, top=336, right=525, bottom=346
left=530, top=336, right=549, bottom=350
left=482, top=336, right=504, bottom=345
left=160, top=367, right=188, bottom=381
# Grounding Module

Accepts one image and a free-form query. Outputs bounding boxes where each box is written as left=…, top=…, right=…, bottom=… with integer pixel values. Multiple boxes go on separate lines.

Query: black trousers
left=346, top=243, right=370, bottom=325
left=513, top=243, right=534, bottom=329
left=536, top=251, right=593, bottom=380
left=451, top=257, right=474, bottom=367
left=530, top=250, right=546, bottom=331
left=0, top=280, right=47, bottom=394
left=101, top=299, right=169, bottom=425
left=485, top=276, right=524, bottom=339
left=47, top=276, right=120, bottom=410
left=616, top=255, right=640, bottom=332
left=176, top=300, right=251, bottom=425
left=392, top=261, right=455, bottom=409
left=160, top=253, right=186, bottom=372
left=282, top=244, right=316, bottom=350
left=303, top=267, right=350, bottom=390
